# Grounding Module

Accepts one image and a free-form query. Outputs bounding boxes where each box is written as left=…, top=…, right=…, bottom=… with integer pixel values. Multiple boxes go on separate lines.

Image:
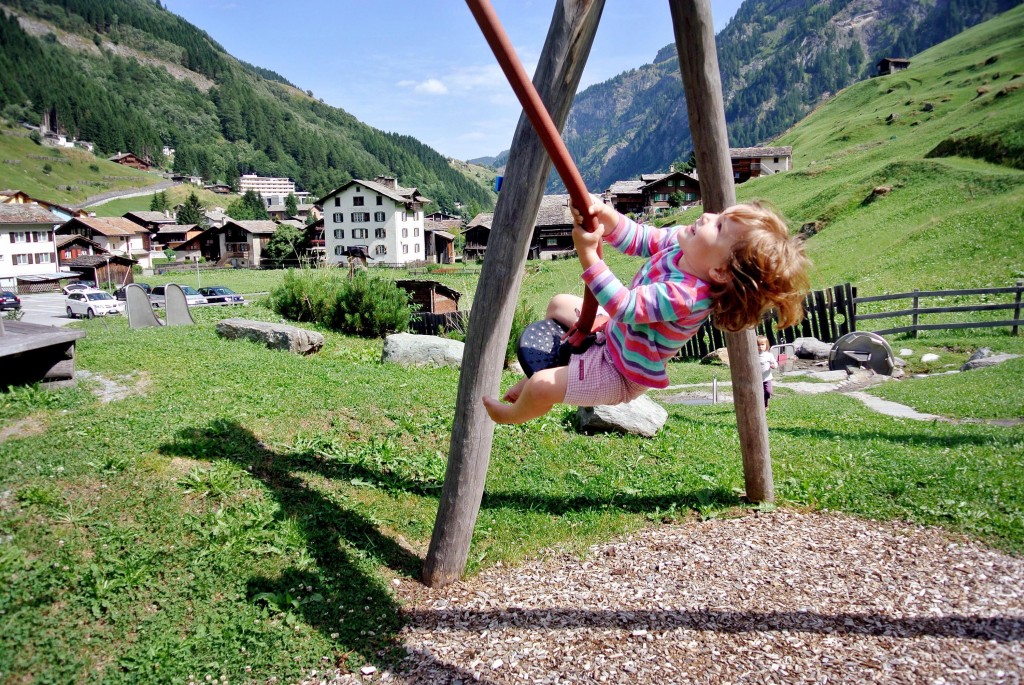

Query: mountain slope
left=560, top=0, right=1020, bottom=192
left=711, top=5, right=1024, bottom=293
left=0, top=0, right=495, bottom=216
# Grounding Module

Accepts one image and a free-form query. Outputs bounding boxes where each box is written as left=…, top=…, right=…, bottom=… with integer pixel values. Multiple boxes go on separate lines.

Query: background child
left=757, top=334, right=778, bottom=409
left=483, top=197, right=809, bottom=424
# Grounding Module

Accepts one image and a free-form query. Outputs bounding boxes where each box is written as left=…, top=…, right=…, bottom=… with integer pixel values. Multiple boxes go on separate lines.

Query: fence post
left=1014, top=280, right=1023, bottom=336
left=912, top=288, right=920, bottom=339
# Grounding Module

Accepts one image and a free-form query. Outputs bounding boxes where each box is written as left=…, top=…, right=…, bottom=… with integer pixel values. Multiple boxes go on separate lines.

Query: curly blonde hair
left=708, top=202, right=810, bottom=332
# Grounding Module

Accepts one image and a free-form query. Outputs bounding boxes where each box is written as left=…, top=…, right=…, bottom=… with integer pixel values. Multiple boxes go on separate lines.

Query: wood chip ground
left=304, top=510, right=1023, bottom=684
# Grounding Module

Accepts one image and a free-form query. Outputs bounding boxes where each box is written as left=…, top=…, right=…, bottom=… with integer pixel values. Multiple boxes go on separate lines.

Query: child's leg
left=483, top=365, right=569, bottom=424
left=546, top=294, right=585, bottom=328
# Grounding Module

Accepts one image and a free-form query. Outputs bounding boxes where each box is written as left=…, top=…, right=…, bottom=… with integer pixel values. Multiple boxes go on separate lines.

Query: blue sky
left=162, top=1, right=745, bottom=161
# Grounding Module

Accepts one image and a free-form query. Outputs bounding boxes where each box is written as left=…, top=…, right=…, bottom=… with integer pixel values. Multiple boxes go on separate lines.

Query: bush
left=269, top=269, right=412, bottom=337
left=507, top=301, right=539, bottom=367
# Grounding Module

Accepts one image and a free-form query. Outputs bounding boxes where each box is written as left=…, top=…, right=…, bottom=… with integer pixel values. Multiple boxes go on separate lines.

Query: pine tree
left=285, top=192, right=298, bottom=216
left=177, top=191, right=205, bottom=225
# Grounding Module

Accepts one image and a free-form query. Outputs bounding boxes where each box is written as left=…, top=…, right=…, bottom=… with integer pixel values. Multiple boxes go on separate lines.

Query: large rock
left=961, top=349, right=1021, bottom=371
left=576, top=394, right=667, bottom=437
left=382, top=333, right=464, bottom=367
left=216, top=318, right=324, bottom=355
left=793, top=337, right=832, bottom=360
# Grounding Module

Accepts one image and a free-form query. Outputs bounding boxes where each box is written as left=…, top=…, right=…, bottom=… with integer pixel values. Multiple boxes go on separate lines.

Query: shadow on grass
left=159, top=419, right=488, bottom=682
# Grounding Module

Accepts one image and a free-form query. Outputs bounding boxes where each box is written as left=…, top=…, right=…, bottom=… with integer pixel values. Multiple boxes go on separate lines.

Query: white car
left=62, top=282, right=92, bottom=295
left=65, top=289, right=125, bottom=318
left=149, top=285, right=208, bottom=308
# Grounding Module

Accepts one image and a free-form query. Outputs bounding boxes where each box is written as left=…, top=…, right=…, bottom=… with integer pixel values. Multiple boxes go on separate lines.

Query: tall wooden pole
left=669, top=0, right=774, bottom=502
left=423, top=0, right=605, bottom=588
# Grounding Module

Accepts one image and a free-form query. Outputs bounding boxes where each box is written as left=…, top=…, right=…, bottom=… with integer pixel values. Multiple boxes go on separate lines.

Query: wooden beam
left=669, top=0, right=774, bottom=502
left=422, top=0, right=605, bottom=588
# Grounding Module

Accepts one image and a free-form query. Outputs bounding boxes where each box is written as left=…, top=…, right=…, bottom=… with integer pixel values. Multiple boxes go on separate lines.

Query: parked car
left=65, top=289, right=125, bottom=318
left=62, top=282, right=92, bottom=295
left=150, top=285, right=208, bottom=308
left=0, top=290, right=21, bottom=311
left=198, top=286, right=245, bottom=305
left=114, top=283, right=153, bottom=300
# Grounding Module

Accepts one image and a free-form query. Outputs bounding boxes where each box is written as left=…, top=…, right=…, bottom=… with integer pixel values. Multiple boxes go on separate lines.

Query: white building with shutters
left=317, top=176, right=430, bottom=266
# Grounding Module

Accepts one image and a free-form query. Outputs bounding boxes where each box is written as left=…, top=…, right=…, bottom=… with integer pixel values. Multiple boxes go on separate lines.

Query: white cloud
left=414, top=78, right=449, bottom=95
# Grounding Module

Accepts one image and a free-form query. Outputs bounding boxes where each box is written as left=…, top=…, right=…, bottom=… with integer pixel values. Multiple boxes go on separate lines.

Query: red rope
left=466, top=0, right=601, bottom=343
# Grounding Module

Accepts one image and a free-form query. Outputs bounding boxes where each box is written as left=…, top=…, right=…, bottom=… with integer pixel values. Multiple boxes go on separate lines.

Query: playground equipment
left=423, top=0, right=771, bottom=588
left=126, top=283, right=196, bottom=329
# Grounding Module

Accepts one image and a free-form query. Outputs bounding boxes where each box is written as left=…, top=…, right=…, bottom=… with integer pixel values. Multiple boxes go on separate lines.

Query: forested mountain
left=0, top=0, right=495, bottom=216
left=557, top=0, right=1021, bottom=192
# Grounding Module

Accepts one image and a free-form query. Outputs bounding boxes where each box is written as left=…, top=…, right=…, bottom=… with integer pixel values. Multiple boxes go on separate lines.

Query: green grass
left=0, top=126, right=160, bottom=206
left=1, top=302, right=1022, bottom=682
left=91, top=185, right=237, bottom=217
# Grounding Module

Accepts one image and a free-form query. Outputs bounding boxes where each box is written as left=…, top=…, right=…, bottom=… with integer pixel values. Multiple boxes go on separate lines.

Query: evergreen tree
left=149, top=190, right=169, bottom=212
left=285, top=192, right=298, bottom=216
left=177, top=191, right=205, bottom=225
left=226, top=190, right=270, bottom=220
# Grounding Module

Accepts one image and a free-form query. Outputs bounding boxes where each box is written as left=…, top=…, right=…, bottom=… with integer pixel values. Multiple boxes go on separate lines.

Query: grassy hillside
left=0, top=126, right=159, bottom=205
left=729, top=5, right=1024, bottom=294
left=90, top=184, right=233, bottom=217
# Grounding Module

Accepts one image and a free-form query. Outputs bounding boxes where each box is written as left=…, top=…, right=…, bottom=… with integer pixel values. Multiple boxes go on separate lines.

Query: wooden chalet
left=56, top=216, right=156, bottom=258
left=640, top=170, right=701, bottom=213
left=56, top=234, right=106, bottom=263
left=395, top=280, right=462, bottom=315
left=424, top=218, right=460, bottom=264
left=124, top=210, right=177, bottom=234
left=153, top=224, right=203, bottom=250
left=108, top=152, right=151, bottom=171
left=607, top=179, right=645, bottom=216
left=729, top=146, right=792, bottom=183
left=530, top=194, right=575, bottom=259
left=62, top=253, right=136, bottom=289
left=174, top=220, right=278, bottom=267
left=463, top=213, right=493, bottom=262
left=877, top=57, right=911, bottom=76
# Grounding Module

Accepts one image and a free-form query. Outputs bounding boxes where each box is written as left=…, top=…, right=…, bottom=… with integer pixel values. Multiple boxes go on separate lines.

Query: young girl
left=757, top=334, right=778, bottom=409
left=482, top=197, right=809, bottom=424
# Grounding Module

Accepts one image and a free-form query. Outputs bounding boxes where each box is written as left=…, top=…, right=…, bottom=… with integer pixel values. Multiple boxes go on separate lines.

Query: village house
left=462, top=195, right=577, bottom=262
left=153, top=224, right=203, bottom=251
left=424, top=217, right=460, bottom=265
left=877, top=57, right=911, bottom=76
left=56, top=234, right=106, bottom=263
left=729, top=146, right=793, bottom=183
left=55, top=216, right=156, bottom=269
left=124, top=210, right=177, bottom=235
left=640, top=170, right=701, bottom=213
left=1, top=189, right=87, bottom=222
left=606, top=179, right=646, bottom=216
left=61, top=254, right=136, bottom=291
left=108, top=152, right=151, bottom=171
left=174, top=219, right=278, bottom=267
left=0, top=203, right=61, bottom=291
left=318, top=176, right=431, bottom=267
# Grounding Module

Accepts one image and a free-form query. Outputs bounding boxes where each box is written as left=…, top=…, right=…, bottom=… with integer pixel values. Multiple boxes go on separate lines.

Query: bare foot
left=482, top=396, right=513, bottom=424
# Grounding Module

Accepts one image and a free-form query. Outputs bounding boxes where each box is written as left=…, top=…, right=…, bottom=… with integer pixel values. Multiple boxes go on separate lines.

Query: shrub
left=42, top=163, right=52, bottom=175
left=507, top=301, right=539, bottom=367
left=269, top=269, right=412, bottom=337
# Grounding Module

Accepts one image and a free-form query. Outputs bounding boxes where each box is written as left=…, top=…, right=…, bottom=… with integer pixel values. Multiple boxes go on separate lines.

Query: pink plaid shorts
left=562, top=337, right=649, bottom=407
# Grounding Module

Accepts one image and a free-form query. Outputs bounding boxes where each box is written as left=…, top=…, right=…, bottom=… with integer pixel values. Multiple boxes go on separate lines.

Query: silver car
left=65, top=289, right=125, bottom=318
left=150, top=285, right=208, bottom=308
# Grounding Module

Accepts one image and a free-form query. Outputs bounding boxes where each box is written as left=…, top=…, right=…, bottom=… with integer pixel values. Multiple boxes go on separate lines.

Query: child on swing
left=482, top=196, right=809, bottom=424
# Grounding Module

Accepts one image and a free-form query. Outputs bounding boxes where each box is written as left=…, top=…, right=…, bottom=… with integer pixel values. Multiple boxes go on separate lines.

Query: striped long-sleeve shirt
left=581, top=213, right=713, bottom=388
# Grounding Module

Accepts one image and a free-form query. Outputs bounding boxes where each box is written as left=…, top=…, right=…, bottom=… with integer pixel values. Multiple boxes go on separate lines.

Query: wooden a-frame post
left=669, top=0, right=774, bottom=502
left=422, top=0, right=605, bottom=589
left=424, top=0, right=774, bottom=588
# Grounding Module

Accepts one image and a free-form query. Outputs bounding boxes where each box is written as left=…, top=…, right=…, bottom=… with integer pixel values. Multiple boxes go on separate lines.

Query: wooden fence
left=852, top=280, right=1023, bottom=337
left=676, top=280, right=1023, bottom=360
left=678, top=283, right=856, bottom=360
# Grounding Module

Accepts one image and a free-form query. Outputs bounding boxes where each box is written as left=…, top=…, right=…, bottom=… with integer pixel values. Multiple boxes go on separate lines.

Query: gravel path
left=307, top=510, right=1023, bottom=683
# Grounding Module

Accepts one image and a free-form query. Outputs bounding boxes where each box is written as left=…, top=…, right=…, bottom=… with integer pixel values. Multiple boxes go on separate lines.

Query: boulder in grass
left=382, top=333, right=464, bottom=368
left=961, top=349, right=1021, bottom=371
left=793, top=337, right=832, bottom=360
left=576, top=394, right=667, bottom=437
left=216, top=318, right=324, bottom=355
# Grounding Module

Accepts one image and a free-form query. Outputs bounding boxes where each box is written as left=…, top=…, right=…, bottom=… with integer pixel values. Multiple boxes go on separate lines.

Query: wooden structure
left=877, top=57, right=911, bottom=76
left=0, top=319, right=85, bottom=388
left=62, top=254, right=136, bottom=290
left=108, top=152, right=150, bottom=170
left=395, top=280, right=461, bottom=315
left=423, top=0, right=773, bottom=588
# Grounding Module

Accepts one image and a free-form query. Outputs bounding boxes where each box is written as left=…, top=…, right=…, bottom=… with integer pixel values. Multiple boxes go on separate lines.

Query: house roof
left=317, top=177, right=432, bottom=207
left=395, top=279, right=462, bottom=302
left=425, top=219, right=462, bottom=233
left=467, top=213, right=493, bottom=230
left=108, top=152, right=144, bottom=162
left=608, top=180, right=646, bottom=195
left=0, top=203, right=60, bottom=224
left=729, top=146, right=793, bottom=158
left=63, top=254, right=136, bottom=267
left=125, top=211, right=176, bottom=225
left=62, top=216, right=148, bottom=236
left=429, top=230, right=455, bottom=241
left=878, top=57, right=911, bottom=65
left=640, top=170, right=699, bottom=190
left=536, top=194, right=574, bottom=227
left=223, top=219, right=279, bottom=235
left=156, top=224, right=198, bottom=234
left=56, top=234, right=106, bottom=251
